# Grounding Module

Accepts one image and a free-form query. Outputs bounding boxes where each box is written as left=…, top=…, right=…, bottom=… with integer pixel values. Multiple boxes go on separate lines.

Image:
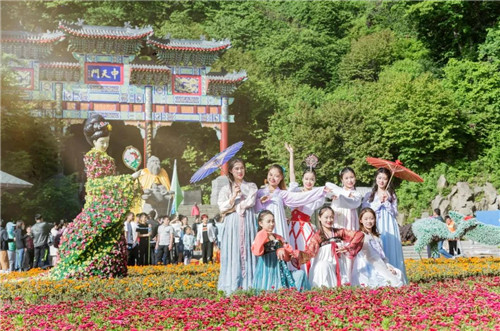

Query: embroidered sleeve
left=251, top=230, right=269, bottom=256
left=337, top=228, right=365, bottom=259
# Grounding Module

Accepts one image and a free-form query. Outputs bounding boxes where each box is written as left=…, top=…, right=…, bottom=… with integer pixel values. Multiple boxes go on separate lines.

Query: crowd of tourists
left=123, top=211, right=222, bottom=266
left=0, top=211, right=223, bottom=273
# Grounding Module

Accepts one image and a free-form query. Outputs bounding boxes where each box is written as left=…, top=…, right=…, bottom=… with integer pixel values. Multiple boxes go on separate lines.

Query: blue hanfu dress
left=362, top=193, right=408, bottom=283
left=251, top=230, right=309, bottom=292
left=217, top=181, right=258, bottom=295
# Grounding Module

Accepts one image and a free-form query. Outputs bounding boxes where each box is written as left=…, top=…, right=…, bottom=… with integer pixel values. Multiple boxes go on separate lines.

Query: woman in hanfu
left=255, top=165, right=329, bottom=244
left=361, top=168, right=408, bottom=284
left=291, top=206, right=364, bottom=288
left=217, top=158, right=258, bottom=295
left=284, top=144, right=327, bottom=275
left=51, top=113, right=140, bottom=279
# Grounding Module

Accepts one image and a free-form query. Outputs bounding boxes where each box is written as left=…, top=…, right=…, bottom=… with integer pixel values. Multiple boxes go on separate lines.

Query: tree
left=442, top=59, right=500, bottom=153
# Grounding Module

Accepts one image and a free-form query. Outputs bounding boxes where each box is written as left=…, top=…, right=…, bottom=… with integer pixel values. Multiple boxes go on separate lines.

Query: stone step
left=176, top=204, right=220, bottom=220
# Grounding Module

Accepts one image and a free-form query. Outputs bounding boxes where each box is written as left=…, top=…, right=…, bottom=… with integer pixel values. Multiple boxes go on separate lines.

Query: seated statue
left=137, top=156, right=172, bottom=217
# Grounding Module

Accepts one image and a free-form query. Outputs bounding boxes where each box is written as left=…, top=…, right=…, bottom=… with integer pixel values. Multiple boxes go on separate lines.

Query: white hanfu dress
left=351, top=233, right=404, bottom=288
left=255, top=186, right=326, bottom=243
left=362, top=193, right=408, bottom=284
left=331, top=188, right=363, bottom=231
left=292, top=228, right=364, bottom=288
left=217, top=181, right=258, bottom=295
left=287, top=182, right=325, bottom=271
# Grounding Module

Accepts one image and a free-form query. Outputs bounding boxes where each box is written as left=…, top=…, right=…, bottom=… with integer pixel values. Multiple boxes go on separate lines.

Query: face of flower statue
left=93, top=137, right=110, bottom=153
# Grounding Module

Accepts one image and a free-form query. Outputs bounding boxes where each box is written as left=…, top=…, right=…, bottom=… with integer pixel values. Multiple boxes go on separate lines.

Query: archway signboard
left=1, top=21, right=247, bottom=171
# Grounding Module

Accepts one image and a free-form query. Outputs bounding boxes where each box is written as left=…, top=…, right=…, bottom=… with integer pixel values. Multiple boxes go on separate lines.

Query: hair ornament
left=302, top=154, right=320, bottom=172
left=280, top=165, right=286, bottom=175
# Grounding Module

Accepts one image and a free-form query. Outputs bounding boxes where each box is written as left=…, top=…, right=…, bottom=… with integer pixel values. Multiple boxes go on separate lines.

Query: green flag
left=170, top=159, right=184, bottom=215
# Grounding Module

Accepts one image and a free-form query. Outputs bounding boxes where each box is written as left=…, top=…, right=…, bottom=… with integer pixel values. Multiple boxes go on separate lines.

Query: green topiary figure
left=51, top=113, right=141, bottom=279
left=412, top=211, right=500, bottom=257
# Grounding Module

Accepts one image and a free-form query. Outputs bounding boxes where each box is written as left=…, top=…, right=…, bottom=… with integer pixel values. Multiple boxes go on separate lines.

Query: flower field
left=1, top=257, right=499, bottom=330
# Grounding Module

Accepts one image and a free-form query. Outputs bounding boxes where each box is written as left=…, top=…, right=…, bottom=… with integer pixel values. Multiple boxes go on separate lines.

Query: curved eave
left=58, top=23, right=153, bottom=40
left=148, top=39, right=231, bottom=52
left=40, top=62, right=80, bottom=69
left=1, top=35, right=65, bottom=44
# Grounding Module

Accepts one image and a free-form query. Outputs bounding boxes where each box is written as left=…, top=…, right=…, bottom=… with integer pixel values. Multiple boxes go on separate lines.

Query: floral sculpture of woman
left=51, top=113, right=140, bottom=279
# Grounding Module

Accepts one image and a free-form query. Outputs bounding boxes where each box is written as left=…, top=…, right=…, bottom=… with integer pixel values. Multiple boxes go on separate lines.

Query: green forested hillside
left=1, top=1, right=499, bottom=221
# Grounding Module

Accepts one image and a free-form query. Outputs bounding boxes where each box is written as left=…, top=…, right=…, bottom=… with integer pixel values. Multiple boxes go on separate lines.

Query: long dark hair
left=368, top=168, right=395, bottom=202
left=358, top=208, right=380, bottom=237
left=227, top=158, right=245, bottom=193
left=83, top=113, right=111, bottom=146
left=317, top=206, right=338, bottom=242
left=267, top=164, right=287, bottom=190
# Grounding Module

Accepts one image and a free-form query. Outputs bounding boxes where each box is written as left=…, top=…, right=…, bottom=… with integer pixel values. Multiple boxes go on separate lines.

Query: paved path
left=403, top=240, right=500, bottom=260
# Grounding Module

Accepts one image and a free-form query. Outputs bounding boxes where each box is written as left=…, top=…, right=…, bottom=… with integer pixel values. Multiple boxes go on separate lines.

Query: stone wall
left=430, top=175, right=500, bottom=217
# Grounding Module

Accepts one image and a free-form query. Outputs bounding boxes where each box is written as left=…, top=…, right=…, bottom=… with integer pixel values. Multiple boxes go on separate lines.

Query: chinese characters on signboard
left=85, top=63, right=123, bottom=85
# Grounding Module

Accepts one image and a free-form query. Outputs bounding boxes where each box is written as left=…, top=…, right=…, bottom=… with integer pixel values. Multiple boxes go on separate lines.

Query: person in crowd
left=49, top=222, right=61, bottom=267
left=252, top=210, right=309, bottom=292
left=24, top=226, right=34, bottom=271
left=433, top=209, right=453, bottom=259
left=136, top=213, right=150, bottom=266
left=291, top=206, right=364, bottom=288
left=351, top=208, right=404, bottom=288
left=156, top=215, right=174, bottom=265
left=255, top=164, right=329, bottom=243
left=284, top=143, right=327, bottom=275
left=6, top=221, right=16, bottom=271
left=192, top=216, right=201, bottom=237
left=123, top=212, right=138, bottom=266
left=196, top=214, right=216, bottom=264
left=31, top=214, right=53, bottom=269
left=445, top=215, right=461, bottom=256
left=191, top=202, right=200, bottom=218
left=217, top=158, right=258, bottom=295
left=147, top=210, right=160, bottom=265
left=14, top=221, right=28, bottom=271
left=182, top=226, right=196, bottom=265
left=0, top=219, right=11, bottom=273
left=362, top=168, right=407, bottom=283
left=170, top=216, right=183, bottom=264
left=214, top=214, right=224, bottom=249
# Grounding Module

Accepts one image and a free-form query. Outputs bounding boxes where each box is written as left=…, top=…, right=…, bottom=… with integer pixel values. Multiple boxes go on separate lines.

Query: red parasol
left=366, top=157, right=424, bottom=186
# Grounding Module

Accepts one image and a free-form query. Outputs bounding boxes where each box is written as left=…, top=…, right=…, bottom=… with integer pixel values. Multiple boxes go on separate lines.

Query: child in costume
left=362, top=168, right=407, bottom=283
left=292, top=206, right=364, bottom=288
left=252, top=210, right=309, bottom=292
left=351, top=208, right=404, bottom=288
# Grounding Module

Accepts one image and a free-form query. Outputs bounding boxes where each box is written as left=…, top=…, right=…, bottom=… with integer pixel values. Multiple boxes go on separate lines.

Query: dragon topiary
left=411, top=211, right=500, bottom=256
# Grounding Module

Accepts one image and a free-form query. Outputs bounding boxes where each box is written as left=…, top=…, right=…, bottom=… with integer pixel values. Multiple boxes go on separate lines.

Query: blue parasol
left=190, top=141, right=244, bottom=184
